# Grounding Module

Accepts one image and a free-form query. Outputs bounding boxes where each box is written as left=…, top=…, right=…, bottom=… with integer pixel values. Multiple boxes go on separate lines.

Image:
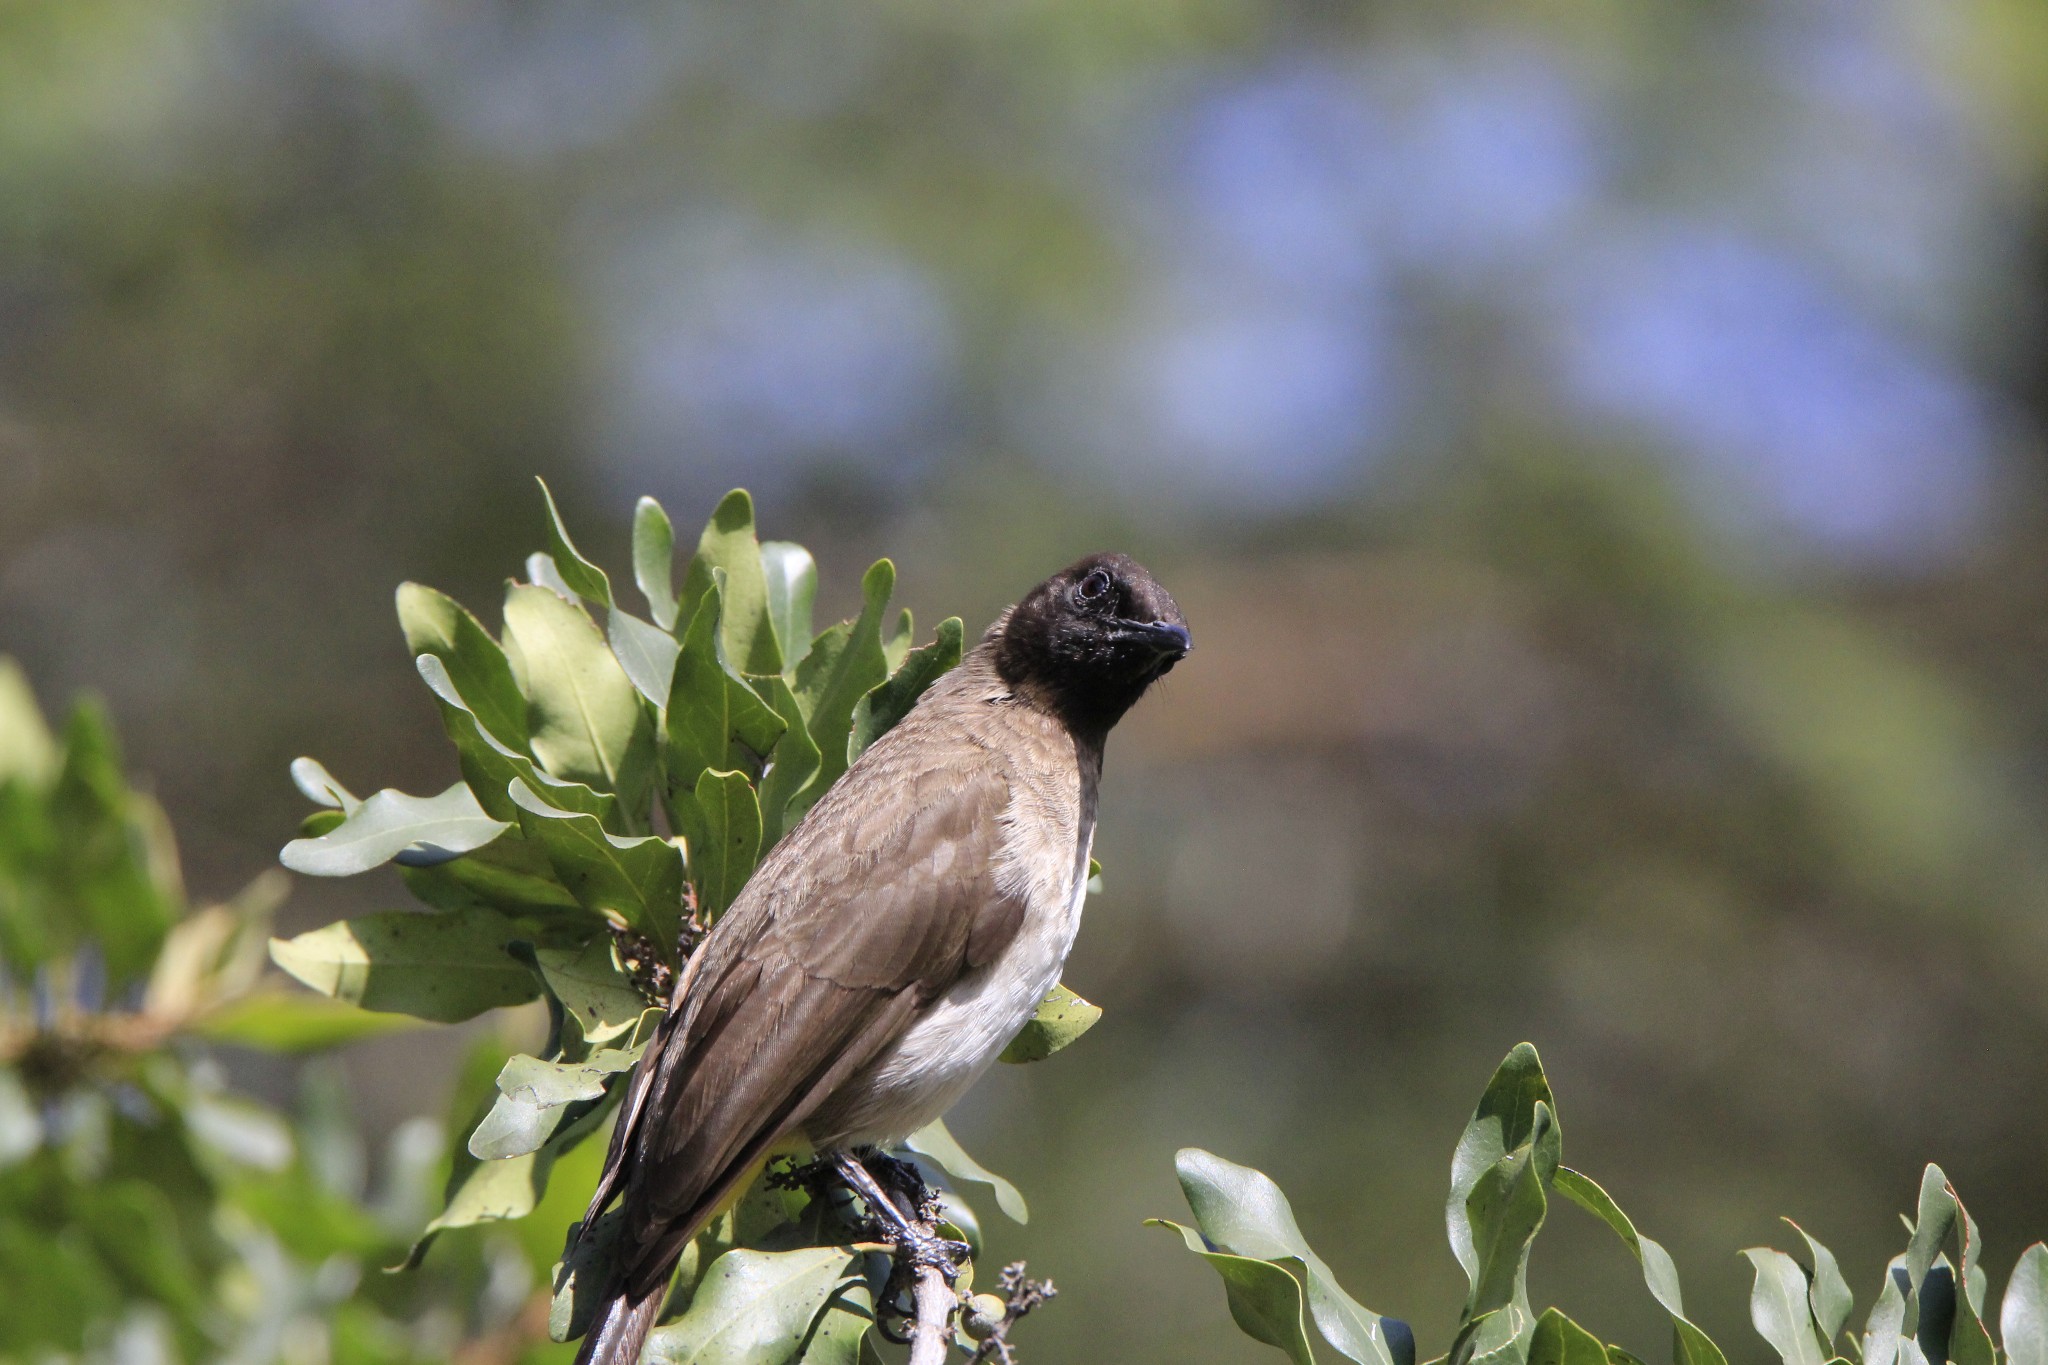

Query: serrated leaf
left=416, top=652, right=617, bottom=825
left=644, top=1246, right=864, bottom=1365
left=665, top=580, right=788, bottom=811
left=509, top=779, right=682, bottom=943
left=290, top=757, right=360, bottom=813
left=468, top=1048, right=639, bottom=1160
left=527, top=936, right=659, bottom=1047
left=1175, top=1148, right=1398, bottom=1365
left=396, top=583, right=529, bottom=750
left=679, top=490, right=782, bottom=677
left=502, top=582, right=656, bottom=814
left=1784, top=1220, right=1855, bottom=1348
left=189, top=990, right=427, bottom=1051
left=761, top=541, right=817, bottom=672
left=269, top=907, right=539, bottom=1022
left=1552, top=1167, right=1727, bottom=1365
left=902, top=1119, right=1027, bottom=1224
left=537, top=477, right=613, bottom=606
left=634, top=496, right=680, bottom=628
left=755, top=675, right=821, bottom=850
left=1151, top=1219, right=1317, bottom=1365
left=2001, top=1245, right=2048, bottom=1365
left=675, top=769, right=762, bottom=924
left=850, top=617, right=964, bottom=760
left=999, top=982, right=1102, bottom=1063
left=1529, top=1310, right=1610, bottom=1365
left=280, top=782, right=510, bottom=875
left=610, top=605, right=680, bottom=709
left=1746, top=1248, right=1829, bottom=1365
left=791, top=560, right=893, bottom=814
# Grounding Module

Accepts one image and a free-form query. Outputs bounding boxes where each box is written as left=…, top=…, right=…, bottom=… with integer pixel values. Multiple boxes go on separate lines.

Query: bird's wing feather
left=604, top=732, right=1029, bottom=1295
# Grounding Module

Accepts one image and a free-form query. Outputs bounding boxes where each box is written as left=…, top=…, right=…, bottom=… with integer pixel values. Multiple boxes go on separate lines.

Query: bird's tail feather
left=573, top=1279, right=665, bottom=1365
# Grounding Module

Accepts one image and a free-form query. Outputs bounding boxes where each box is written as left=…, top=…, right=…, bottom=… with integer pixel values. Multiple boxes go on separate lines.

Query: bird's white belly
left=809, top=816, right=1093, bottom=1149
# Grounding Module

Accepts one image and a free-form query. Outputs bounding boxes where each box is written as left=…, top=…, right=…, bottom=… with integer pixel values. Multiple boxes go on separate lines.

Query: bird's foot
left=832, top=1150, right=969, bottom=1344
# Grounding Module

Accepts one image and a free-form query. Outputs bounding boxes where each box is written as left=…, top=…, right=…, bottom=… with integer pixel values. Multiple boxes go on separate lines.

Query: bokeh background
left=7, top=0, right=2048, bottom=1359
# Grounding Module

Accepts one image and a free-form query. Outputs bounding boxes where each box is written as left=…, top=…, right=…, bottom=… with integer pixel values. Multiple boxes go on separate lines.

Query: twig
left=967, top=1263, right=1057, bottom=1365
left=830, top=1152, right=967, bottom=1364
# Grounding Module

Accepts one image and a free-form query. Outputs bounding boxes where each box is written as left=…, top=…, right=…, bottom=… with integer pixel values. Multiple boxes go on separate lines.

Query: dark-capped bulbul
left=571, top=553, right=1190, bottom=1365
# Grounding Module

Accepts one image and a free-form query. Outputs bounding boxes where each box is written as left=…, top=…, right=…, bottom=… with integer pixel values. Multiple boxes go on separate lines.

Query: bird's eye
left=1076, top=569, right=1113, bottom=602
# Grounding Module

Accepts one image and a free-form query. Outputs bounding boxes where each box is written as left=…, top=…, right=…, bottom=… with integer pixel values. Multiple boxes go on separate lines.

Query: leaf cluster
left=1158, top=1045, right=2048, bottom=1365
left=271, top=485, right=1101, bottom=1359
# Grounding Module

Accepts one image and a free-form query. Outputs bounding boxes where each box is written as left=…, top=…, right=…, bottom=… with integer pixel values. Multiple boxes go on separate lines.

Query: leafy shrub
left=1158, top=1043, right=2048, bottom=1365
left=271, top=484, right=1096, bottom=1359
left=0, top=660, right=512, bottom=1363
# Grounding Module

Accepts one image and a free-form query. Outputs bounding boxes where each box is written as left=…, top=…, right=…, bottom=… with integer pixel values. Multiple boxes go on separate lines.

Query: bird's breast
left=806, top=753, right=1099, bottom=1149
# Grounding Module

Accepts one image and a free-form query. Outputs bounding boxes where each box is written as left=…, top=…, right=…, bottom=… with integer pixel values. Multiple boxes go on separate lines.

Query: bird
left=568, top=551, right=1190, bottom=1365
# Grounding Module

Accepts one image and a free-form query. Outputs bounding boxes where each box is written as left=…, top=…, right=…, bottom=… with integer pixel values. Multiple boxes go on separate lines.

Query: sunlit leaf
left=792, top=559, right=893, bottom=813
left=644, top=1246, right=865, bottom=1365
left=190, top=989, right=427, bottom=1051
left=1174, top=1147, right=1399, bottom=1365
left=1528, top=1309, right=1610, bottom=1365
left=280, top=782, right=510, bottom=875
left=526, top=935, right=659, bottom=1047
left=502, top=582, right=656, bottom=812
left=999, top=982, right=1102, bottom=1063
left=396, top=582, right=529, bottom=750
left=754, top=675, right=821, bottom=850
left=2001, top=1245, right=2048, bottom=1365
left=610, top=605, right=681, bottom=709
left=1150, top=1219, right=1317, bottom=1365
left=665, top=579, right=787, bottom=809
left=1745, top=1248, right=1828, bottom=1365
left=850, top=616, right=964, bottom=760
left=635, top=496, right=680, bottom=629
left=903, top=1119, right=1027, bottom=1223
left=679, top=489, right=782, bottom=677
left=0, top=656, right=57, bottom=784
left=675, top=769, right=762, bottom=924
left=538, top=476, right=614, bottom=607
left=289, top=756, right=360, bottom=813
left=1448, top=1045, right=1557, bottom=1361
left=1783, top=1220, right=1854, bottom=1348
left=416, top=652, right=617, bottom=825
left=760, top=541, right=817, bottom=673
left=468, top=1047, right=639, bottom=1160
left=269, top=906, right=539, bottom=1022
left=509, top=779, right=683, bottom=943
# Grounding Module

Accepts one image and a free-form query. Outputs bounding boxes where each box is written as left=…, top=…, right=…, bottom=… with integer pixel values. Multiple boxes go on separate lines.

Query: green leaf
left=1151, top=1219, right=1317, bottom=1365
left=190, top=990, right=428, bottom=1051
left=1864, top=1257, right=1910, bottom=1365
left=644, top=1246, right=865, bottom=1365
left=1529, top=1310, right=1611, bottom=1365
left=502, top=582, right=656, bottom=813
left=2000, top=1245, right=2048, bottom=1365
left=1745, top=1248, right=1829, bottom=1365
left=529, top=551, right=578, bottom=599
left=509, top=779, right=684, bottom=943
left=396, top=582, right=529, bottom=750
left=468, top=1047, right=639, bottom=1160
left=635, top=496, right=680, bottom=628
left=527, top=936, right=660, bottom=1047
left=792, top=559, right=894, bottom=811
left=537, top=476, right=614, bottom=607
left=999, top=982, right=1103, bottom=1063
left=850, top=617, right=964, bottom=760
left=416, top=652, right=617, bottom=825
left=1905, top=1167, right=1958, bottom=1293
left=755, top=675, right=821, bottom=849
left=610, top=605, right=681, bottom=709
left=279, top=782, right=510, bottom=876
left=883, top=608, right=914, bottom=672
left=1552, top=1167, right=1727, bottom=1365
left=0, top=656, right=57, bottom=784
left=1448, top=1046, right=1558, bottom=1362
left=761, top=541, right=817, bottom=672
left=680, top=489, right=783, bottom=677
left=268, top=907, right=540, bottom=1022
left=675, top=769, right=763, bottom=924
left=1784, top=1220, right=1855, bottom=1348
left=902, top=1119, right=1028, bottom=1223
left=1174, top=1148, right=1398, bottom=1365
left=1947, top=1184, right=1996, bottom=1365
left=400, top=832, right=585, bottom=920
left=665, top=577, right=789, bottom=810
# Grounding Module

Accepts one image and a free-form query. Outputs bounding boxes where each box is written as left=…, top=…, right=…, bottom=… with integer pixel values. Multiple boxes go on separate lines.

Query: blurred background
left=7, top=0, right=2048, bottom=1359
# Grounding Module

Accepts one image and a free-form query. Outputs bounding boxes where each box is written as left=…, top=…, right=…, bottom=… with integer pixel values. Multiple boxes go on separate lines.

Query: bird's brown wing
left=602, top=736, right=1029, bottom=1298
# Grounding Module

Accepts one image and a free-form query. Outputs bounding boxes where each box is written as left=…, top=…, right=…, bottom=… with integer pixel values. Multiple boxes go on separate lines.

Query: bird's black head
left=994, top=552, right=1190, bottom=738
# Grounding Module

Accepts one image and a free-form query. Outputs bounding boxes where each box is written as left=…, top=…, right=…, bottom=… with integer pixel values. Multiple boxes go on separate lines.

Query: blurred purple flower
left=1550, top=223, right=2001, bottom=562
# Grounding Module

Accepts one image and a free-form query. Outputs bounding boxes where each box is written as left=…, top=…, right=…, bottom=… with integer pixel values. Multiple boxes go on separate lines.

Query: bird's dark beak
left=1131, top=620, right=1192, bottom=659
